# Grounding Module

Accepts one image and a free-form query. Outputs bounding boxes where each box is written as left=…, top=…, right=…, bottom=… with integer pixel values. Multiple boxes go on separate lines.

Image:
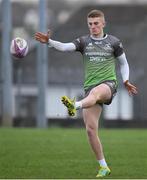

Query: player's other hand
left=124, top=80, right=138, bottom=95
left=35, top=29, right=51, bottom=44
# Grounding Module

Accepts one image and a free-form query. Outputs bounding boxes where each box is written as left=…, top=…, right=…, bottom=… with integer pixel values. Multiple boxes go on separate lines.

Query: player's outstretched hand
left=124, top=80, right=138, bottom=96
left=35, top=29, right=51, bottom=44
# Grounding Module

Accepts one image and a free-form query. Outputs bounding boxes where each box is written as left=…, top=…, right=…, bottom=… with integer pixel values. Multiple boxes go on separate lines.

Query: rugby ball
left=10, top=37, right=28, bottom=58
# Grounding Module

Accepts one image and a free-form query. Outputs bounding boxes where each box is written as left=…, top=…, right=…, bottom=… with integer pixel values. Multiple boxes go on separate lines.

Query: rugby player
left=35, top=9, right=137, bottom=178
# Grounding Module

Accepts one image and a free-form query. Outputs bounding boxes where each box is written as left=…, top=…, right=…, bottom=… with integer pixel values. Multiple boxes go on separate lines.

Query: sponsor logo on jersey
left=94, top=41, right=102, bottom=45
left=89, top=57, right=108, bottom=62
left=86, top=43, right=95, bottom=50
left=103, top=43, right=112, bottom=51
left=88, top=43, right=93, bottom=46
left=85, top=52, right=111, bottom=56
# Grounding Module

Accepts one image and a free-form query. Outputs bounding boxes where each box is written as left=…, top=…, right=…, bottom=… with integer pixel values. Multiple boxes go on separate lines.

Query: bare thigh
left=88, top=83, right=112, bottom=104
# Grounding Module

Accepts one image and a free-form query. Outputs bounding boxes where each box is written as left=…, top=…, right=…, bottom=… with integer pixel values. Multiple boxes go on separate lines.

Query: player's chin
left=91, top=32, right=100, bottom=37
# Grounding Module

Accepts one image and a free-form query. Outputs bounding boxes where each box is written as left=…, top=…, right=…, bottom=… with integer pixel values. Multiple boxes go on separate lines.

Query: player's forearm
left=48, top=39, right=76, bottom=52
left=117, top=53, right=129, bottom=82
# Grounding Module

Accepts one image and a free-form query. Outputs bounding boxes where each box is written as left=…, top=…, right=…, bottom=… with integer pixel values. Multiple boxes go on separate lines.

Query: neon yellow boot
left=96, top=166, right=111, bottom=178
left=61, top=96, right=76, bottom=116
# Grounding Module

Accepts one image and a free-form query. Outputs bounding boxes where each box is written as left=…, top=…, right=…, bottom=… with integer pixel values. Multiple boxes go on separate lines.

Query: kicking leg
left=61, top=83, right=112, bottom=116
left=81, top=83, right=111, bottom=108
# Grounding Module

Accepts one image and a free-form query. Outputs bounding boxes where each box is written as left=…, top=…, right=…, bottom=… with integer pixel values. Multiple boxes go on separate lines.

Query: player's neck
left=91, top=31, right=104, bottom=39
left=91, top=33, right=106, bottom=40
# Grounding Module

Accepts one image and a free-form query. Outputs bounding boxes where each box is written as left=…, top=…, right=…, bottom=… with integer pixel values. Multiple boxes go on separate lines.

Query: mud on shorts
left=84, top=80, right=117, bottom=106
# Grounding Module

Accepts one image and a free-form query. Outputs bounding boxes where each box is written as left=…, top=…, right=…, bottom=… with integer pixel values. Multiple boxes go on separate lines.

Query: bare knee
left=89, top=89, right=102, bottom=104
left=86, top=125, right=97, bottom=138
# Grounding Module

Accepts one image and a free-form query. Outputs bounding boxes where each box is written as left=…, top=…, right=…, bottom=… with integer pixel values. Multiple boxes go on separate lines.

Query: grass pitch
left=0, top=127, right=147, bottom=179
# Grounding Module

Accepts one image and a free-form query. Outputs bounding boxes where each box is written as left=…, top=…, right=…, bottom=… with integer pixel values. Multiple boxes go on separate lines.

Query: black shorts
left=84, top=80, right=117, bottom=106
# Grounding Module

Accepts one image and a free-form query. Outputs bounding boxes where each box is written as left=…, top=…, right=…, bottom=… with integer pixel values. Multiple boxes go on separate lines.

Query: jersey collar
left=90, top=34, right=108, bottom=41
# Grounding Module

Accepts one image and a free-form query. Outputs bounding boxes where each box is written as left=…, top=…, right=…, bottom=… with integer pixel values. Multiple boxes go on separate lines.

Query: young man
left=35, top=9, right=137, bottom=178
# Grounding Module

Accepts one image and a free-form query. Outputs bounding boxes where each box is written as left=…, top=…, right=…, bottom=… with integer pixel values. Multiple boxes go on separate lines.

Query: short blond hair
left=87, top=9, right=105, bottom=22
